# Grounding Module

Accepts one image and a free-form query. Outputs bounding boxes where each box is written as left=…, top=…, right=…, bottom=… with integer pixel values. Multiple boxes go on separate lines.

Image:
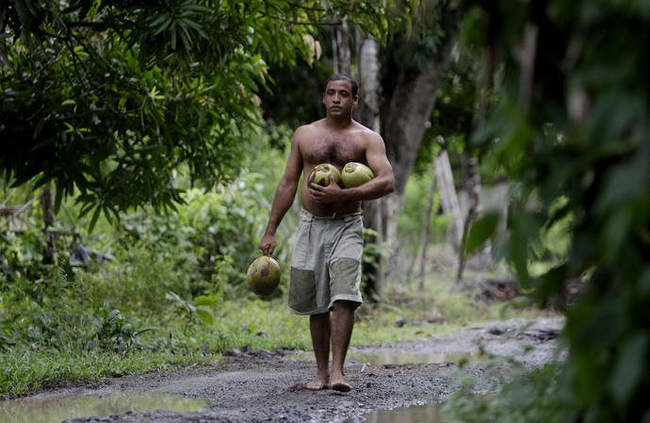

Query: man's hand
left=259, top=233, right=276, bottom=256
left=308, top=182, right=346, bottom=204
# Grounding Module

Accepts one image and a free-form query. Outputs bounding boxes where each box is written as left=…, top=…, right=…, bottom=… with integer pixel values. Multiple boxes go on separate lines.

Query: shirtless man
left=259, top=73, right=394, bottom=392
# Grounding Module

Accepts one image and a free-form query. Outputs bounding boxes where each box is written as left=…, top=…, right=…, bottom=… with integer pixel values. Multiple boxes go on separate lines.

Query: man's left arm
left=309, top=132, right=395, bottom=203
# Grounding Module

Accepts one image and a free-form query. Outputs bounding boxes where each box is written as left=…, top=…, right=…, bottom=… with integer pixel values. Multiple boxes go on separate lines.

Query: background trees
left=0, top=0, right=411, bottom=225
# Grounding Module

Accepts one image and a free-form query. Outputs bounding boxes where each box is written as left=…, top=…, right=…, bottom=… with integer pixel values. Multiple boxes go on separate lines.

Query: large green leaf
left=464, top=211, right=499, bottom=255
left=609, top=333, right=648, bottom=405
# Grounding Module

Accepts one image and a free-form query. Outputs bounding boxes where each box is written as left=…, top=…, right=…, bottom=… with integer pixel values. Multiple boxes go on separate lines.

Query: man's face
left=322, top=80, right=357, bottom=118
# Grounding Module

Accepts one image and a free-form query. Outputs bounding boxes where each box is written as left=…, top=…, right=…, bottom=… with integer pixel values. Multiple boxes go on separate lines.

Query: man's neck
left=325, top=115, right=353, bottom=130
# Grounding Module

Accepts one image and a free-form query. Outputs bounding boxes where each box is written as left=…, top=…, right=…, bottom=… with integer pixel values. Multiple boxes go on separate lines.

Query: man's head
left=323, top=73, right=359, bottom=119
left=326, top=73, right=359, bottom=97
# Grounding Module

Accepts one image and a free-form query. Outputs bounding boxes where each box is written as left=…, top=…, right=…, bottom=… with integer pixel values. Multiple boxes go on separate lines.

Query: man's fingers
left=259, top=243, right=272, bottom=256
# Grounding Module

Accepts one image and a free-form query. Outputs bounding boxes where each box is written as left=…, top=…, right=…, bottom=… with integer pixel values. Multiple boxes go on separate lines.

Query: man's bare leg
left=330, top=301, right=355, bottom=392
left=306, top=312, right=330, bottom=390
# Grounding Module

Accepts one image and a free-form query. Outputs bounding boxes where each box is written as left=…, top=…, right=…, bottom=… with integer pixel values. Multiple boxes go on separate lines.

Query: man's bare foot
left=305, top=376, right=329, bottom=391
left=329, top=374, right=351, bottom=392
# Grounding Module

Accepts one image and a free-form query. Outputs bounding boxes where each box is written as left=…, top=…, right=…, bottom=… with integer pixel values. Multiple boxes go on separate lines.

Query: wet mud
left=2, top=317, right=563, bottom=423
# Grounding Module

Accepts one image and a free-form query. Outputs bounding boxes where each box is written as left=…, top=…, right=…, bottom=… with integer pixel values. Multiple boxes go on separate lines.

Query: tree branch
left=287, top=2, right=326, bottom=12
left=0, top=198, right=36, bottom=217
left=257, top=11, right=341, bottom=26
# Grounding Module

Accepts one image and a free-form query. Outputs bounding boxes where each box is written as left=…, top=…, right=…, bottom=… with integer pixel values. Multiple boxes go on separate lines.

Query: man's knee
left=310, top=312, right=329, bottom=322
left=332, top=300, right=357, bottom=312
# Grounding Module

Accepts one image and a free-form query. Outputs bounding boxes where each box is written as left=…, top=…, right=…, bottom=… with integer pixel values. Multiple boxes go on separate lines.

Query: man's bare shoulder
left=293, top=119, right=326, bottom=141
left=352, top=121, right=384, bottom=145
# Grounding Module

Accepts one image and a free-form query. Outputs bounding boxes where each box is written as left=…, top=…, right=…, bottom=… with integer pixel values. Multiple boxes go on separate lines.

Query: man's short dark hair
left=327, top=73, right=359, bottom=97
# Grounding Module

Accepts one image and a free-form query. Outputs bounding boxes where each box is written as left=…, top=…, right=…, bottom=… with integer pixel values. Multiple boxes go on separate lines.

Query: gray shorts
left=288, top=209, right=364, bottom=315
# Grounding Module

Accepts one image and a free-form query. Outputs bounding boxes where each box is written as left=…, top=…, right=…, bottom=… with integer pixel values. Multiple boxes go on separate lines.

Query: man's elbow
left=383, top=175, right=395, bottom=195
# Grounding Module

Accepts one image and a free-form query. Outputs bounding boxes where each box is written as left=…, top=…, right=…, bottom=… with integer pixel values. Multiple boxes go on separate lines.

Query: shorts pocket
left=289, top=267, right=316, bottom=313
left=329, top=258, right=361, bottom=298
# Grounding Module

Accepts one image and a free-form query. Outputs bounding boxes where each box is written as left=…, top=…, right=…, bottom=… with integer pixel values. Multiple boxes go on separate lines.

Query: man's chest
left=301, top=135, right=364, bottom=167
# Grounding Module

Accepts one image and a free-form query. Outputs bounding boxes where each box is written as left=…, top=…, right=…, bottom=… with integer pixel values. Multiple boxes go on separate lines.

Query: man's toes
left=330, top=381, right=351, bottom=392
left=305, top=380, right=327, bottom=391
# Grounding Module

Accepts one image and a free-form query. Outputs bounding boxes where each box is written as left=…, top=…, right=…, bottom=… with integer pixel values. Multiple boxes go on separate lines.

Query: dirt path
left=6, top=317, right=564, bottom=423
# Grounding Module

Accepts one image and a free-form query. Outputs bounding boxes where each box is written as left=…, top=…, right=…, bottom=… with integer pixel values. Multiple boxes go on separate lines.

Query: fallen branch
left=0, top=199, right=36, bottom=218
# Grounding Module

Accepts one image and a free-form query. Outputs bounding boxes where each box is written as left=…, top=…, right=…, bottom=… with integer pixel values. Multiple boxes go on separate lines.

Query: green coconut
left=247, top=256, right=281, bottom=296
left=341, top=162, right=374, bottom=188
left=309, top=163, right=341, bottom=187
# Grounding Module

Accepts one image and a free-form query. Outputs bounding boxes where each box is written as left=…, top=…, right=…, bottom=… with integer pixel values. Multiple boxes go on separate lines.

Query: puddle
left=290, top=351, right=477, bottom=365
left=349, top=403, right=445, bottom=422
left=0, top=391, right=209, bottom=423
left=348, top=351, right=476, bottom=365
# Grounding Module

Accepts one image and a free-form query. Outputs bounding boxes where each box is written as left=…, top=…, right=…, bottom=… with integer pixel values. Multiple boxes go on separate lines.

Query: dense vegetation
left=0, top=0, right=413, bottom=220
left=446, top=1, right=650, bottom=421
left=0, top=160, right=536, bottom=396
left=1, top=1, right=649, bottom=421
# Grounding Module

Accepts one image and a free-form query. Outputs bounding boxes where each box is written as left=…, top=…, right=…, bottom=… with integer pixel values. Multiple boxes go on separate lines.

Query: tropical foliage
left=1, top=1, right=648, bottom=420
left=459, top=1, right=650, bottom=420
left=0, top=0, right=414, bottom=225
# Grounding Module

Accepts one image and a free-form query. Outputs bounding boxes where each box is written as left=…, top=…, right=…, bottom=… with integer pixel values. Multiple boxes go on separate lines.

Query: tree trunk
left=332, top=17, right=351, bottom=75
left=383, top=63, right=443, bottom=196
left=455, top=42, right=497, bottom=282
left=378, top=59, right=449, bottom=285
left=41, top=185, right=57, bottom=265
left=364, top=6, right=460, bottom=294
left=456, top=154, right=481, bottom=282
left=418, top=166, right=437, bottom=289
left=346, top=4, right=461, bottom=297
left=515, top=23, right=539, bottom=112
left=435, top=149, right=463, bottom=248
left=355, top=30, right=386, bottom=300
left=356, top=34, right=380, bottom=132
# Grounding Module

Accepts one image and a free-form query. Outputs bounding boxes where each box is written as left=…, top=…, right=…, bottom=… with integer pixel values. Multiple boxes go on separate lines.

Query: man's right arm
left=259, top=128, right=304, bottom=256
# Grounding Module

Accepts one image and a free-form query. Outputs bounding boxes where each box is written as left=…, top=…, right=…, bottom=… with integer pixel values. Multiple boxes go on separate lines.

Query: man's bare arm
left=259, top=129, right=304, bottom=255
left=309, top=132, right=394, bottom=203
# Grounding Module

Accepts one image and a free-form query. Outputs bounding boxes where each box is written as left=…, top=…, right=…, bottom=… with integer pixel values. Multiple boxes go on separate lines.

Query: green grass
left=0, top=272, right=553, bottom=398
left=0, top=347, right=218, bottom=398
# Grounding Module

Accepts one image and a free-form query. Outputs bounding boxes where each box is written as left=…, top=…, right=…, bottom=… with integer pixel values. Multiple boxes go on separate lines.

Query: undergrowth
left=0, top=271, right=550, bottom=398
left=0, top=174, right=551, bottom=398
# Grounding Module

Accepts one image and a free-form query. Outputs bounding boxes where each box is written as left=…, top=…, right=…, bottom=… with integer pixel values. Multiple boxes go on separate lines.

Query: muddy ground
left=8, top=317, right=564, bottom=422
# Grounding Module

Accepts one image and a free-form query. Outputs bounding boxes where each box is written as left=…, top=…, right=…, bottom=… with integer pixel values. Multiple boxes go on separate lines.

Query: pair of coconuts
left=248, top=162, right=374, bottom=296
left=309, top=161, right=374, bottom=189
